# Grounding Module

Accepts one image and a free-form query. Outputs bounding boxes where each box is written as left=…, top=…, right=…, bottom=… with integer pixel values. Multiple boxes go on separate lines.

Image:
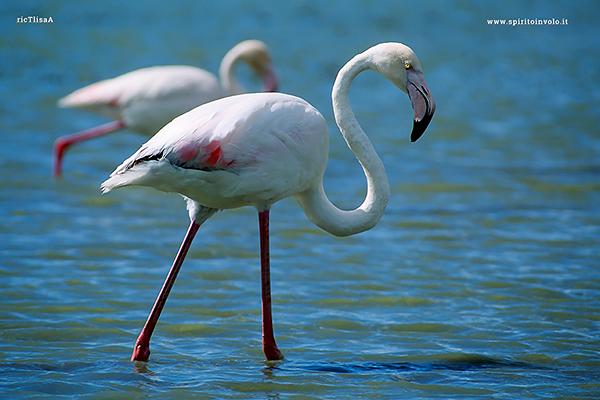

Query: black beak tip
left=410, top=119, right=426, bottom=142
left=410, top=111, right=434, bottom=143
left=411, top=125, right=424, bottom=142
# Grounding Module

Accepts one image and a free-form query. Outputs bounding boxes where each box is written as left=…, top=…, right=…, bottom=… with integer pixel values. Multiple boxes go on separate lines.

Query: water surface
left=1, top=1, right=599, bottom=398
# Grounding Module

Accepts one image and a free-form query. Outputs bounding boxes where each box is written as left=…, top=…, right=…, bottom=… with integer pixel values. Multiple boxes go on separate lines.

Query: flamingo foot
left=263, top=343, right=284, bottom=361
left=131, top=335, right=151, bottom=361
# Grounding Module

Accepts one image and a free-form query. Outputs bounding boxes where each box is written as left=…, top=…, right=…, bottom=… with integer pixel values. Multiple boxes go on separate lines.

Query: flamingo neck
left=295, top=54, right=390, bottom=237
left=219, top=48, right=245, bottom=95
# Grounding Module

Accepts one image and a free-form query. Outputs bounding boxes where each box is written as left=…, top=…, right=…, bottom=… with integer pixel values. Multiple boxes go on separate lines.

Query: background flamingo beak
left=261, top=63, right=279, bottom=92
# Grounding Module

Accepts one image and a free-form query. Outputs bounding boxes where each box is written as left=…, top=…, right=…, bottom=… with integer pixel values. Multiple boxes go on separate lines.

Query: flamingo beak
left=406, top=68, right=435, bottom=142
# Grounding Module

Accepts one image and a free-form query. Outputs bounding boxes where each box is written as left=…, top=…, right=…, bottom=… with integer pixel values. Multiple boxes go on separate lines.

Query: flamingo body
left=59, top=66, right=224, bottom=135
left=102, top=93, right=329, bottom=212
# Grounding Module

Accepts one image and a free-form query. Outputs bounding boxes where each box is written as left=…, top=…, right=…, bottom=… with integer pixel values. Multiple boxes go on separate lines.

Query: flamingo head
left=237, top=40, right=279, bottom=93
left=366, top=43, right=436, bottom=142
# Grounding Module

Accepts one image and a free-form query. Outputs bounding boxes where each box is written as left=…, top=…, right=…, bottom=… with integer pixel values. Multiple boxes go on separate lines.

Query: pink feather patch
left=174, top=139, right=234, bottom=169
left=175, top=141, right=200, bottom=163
left=204, top=145, right=223, bottom=167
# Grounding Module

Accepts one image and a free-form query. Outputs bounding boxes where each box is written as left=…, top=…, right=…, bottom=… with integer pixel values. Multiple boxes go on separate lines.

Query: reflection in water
left=263, top=354, right=551, bottom=377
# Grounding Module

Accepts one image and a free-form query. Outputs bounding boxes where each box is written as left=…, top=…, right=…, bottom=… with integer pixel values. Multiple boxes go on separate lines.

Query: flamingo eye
left=404, top=60, right=410, bottom=69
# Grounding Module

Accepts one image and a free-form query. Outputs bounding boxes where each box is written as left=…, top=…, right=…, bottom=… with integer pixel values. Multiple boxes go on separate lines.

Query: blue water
left=2, top=1, right=600, bottom=398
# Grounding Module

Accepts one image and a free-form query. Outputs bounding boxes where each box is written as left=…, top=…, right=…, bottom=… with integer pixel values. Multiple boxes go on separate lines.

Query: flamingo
left=101, top=42, right=435, bottom=362
left=53, top=40, right=278, bottom=176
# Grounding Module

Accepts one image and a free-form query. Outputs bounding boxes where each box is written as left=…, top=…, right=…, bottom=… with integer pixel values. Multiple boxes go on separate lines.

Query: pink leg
left=258, top=210, right=284, bottom=361
left=53, top=120, right=126, bottom=176
left=131, top=221, right=200, bottom=361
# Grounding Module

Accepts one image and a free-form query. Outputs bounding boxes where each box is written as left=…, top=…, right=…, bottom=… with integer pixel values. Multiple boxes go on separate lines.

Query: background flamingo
left=53, top=40, right=278, bottom=176
left=101, top=42, right=435, bottom=362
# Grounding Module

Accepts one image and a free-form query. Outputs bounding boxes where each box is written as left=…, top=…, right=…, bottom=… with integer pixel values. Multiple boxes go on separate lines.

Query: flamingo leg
left=258, top=209, right=284, bottom=360
left=131, top=220, right=200, bottom=361
left=53, top=120, right=126, bottom=177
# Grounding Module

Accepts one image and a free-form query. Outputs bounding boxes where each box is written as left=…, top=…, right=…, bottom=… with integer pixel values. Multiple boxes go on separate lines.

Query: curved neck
left=219, top=49, right=245, bottom=95
left=295, top=54, right=390, bottom=237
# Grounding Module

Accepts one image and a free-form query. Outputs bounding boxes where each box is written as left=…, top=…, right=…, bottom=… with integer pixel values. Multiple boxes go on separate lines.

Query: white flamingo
left=101, top=42, right=435, bottom=361
left=54, top=40, right=278, bottom=176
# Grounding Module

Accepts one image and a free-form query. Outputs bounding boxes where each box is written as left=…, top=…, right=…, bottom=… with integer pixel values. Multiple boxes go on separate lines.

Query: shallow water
left=2, top=1, right=600, bottom=398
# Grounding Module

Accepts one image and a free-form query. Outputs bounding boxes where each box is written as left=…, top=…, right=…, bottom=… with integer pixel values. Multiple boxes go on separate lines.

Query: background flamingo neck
left=295, top=53, right=390, bottom=237
left=219, top=49, right=245, bottom=95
